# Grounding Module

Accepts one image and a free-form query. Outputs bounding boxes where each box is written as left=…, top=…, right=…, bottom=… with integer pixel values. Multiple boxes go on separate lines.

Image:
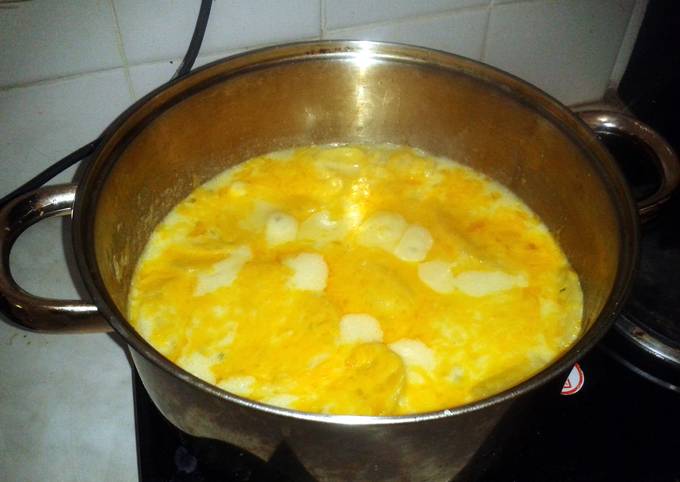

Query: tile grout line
left=0, top=66, right=130, bottom=93
left=480, top=0, right=495, bottom=62
left=0, top=35, right=311, bottom=94
left=108, top=0, right=136, bottom=100
left=493, top=0, right=550, bottom=6
left=325, top=3, right=491, bottom=35
left=320, top=0, right=326, bottom=39
left=607, top=0, right=648, bottom=88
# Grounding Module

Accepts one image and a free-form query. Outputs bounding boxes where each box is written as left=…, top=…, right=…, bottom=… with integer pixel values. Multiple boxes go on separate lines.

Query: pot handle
left=578, top=110, right=680, bottom=221
left=0, top=184, right=111, bottom=333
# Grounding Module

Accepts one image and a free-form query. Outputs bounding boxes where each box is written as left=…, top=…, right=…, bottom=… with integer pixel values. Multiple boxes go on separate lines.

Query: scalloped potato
left=128, top=144, right=582, bottom=415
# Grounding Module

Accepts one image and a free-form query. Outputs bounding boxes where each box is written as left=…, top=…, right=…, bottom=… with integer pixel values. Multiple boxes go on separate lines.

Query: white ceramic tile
left=610, top=0, right=648, bottom=84
left=114, top=0, right=321, bottom=65
left=325, top=0, right=490, bottom=29
left=0, top=69, right=133, bottom=198
left=325, top=8, right=488, bottom=60
left=0, top=0, right=123, bottom=88
left=128, top=59, right=179, bottom=99
left=128, top=48, right=246, bottom=99
left=485, top=0, right=635, bottom=105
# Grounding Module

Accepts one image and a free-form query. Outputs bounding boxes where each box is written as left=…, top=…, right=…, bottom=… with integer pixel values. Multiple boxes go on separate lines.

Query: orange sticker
left=561, top=363, right=585, bottom=396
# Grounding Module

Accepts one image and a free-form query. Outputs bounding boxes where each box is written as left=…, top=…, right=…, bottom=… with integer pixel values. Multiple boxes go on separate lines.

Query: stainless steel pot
left=1, top=41, right=678, bottom=481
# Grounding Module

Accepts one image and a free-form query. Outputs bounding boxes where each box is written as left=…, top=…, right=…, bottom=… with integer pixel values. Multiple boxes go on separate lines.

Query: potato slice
left=265, top=211, right=298, bottom=246
left=452, top=271, right=528, bottom=297
left=194, top=245, right=252, bottom=296
left=389, top=338, right=437, bottom=372
left=417, top=260, right=456, bottom=294
left=298, top=211, right=346, bottom=245
left=418, top=263, right=528, bottom=297
left=356, top=211, right=408, bottom=251
left=284, top=252, right=328, bottom=291
left=394, top=224, right=433, bottom=262
left=339, top=313, right=383, bottom=344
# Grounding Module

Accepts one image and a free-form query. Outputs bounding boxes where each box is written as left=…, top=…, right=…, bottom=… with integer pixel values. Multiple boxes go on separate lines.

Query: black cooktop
left=132, top=345, right=680, bottom=482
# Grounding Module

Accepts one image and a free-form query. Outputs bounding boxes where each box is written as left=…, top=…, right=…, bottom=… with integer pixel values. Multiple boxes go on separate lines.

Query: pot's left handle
left=0, top=184, right=112, bottom=333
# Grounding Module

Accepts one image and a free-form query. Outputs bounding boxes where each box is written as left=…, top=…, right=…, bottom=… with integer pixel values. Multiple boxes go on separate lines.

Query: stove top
left=132, top=345, right=680, bottom=482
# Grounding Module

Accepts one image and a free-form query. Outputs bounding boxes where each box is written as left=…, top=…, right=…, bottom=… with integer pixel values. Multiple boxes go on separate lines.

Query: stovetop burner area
left=133, top=346, right=679, bottom=482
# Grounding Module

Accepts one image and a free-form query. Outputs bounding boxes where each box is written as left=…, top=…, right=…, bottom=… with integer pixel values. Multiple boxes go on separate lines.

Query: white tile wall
left=0, top=69, right=134, bottom=196
left=113, top=0, right=321, bottom=65
left=324, top=0, right=490, bottom=30
left=0, top=0, right=123, bottom=88
left=325, top=8, right=488, bottom=60
left=0, top=0, right=649, bottom=106
left=484, top=0, right=635, bottom=105
left=127, top=48, right=245, bottom=99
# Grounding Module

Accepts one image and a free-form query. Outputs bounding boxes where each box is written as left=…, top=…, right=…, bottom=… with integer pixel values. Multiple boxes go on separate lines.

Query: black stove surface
left=133, top=346, right=680, bottom=482
left=625, top=191, right=680, bottom=347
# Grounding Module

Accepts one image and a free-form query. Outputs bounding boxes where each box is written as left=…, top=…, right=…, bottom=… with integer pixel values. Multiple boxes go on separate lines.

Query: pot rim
left=72, top=39, right=639, bottom=426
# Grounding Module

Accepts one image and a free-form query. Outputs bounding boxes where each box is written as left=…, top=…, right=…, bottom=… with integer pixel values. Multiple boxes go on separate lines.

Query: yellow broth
left=128, top=145, right=582, bottom=415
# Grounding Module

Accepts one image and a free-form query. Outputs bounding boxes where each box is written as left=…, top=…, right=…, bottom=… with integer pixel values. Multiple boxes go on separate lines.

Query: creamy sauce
left=128, top=145, right=583, bottom=415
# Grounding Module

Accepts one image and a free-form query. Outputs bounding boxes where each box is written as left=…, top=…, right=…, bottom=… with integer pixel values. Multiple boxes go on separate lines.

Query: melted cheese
left=128, top=144, right=583, bottom=416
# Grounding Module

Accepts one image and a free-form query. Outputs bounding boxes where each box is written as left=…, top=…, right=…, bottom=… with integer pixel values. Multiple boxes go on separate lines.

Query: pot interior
left=88, top=42, right=630, bottom=362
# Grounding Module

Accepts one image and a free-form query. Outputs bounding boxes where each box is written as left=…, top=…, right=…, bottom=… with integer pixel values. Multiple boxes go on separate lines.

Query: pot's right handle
left=0, top=184, right=111, bottom=333
left=579, top=110, right=680, bottom=221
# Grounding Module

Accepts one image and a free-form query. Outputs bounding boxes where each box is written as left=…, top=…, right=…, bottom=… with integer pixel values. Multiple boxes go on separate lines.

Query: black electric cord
left=0, top=140, right=99, bottom=206
left=173, top=0, right=213, bottom=80
left=0, top=0, right=213, bottom=207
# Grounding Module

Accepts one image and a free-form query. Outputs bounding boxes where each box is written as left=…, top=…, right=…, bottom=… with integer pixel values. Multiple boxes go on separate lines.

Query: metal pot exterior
left=64, top=41, right=638, bottom=480
left=132, top=349, right=519, bottom=480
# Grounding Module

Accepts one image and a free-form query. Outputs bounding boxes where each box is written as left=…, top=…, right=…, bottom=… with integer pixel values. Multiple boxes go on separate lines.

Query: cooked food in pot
left=128, top=144, right=582, bottom=415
